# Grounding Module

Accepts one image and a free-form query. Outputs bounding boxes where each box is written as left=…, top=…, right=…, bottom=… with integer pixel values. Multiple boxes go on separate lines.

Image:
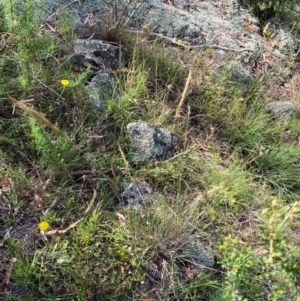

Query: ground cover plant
left=0, top=0, right=300, bottom=300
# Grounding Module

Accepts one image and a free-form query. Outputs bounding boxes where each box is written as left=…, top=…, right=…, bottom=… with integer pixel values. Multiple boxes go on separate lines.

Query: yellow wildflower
left=262, top=29, right=268, bottom=37
left=229, top=197, right=236, bottom=206
left=207, top=208, right=217, bottom=221
left=60, top=79, right=70, bottom=86
left=39, top=221, right=49, bottom=232
left=176, top=38, right=183, bottom=43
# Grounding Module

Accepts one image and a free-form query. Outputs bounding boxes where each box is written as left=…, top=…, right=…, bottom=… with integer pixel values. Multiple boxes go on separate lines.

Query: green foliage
left=27, top=117, right=80, bottom=176
left=107, top=63, right=149, bottom=127
left=240, top=0, right=299, bottom=21
left=1, top=0, right=300, bottom=300
left=1, top=0, right=44, bottom=32
left=197, top=75, right=300, bottom=197
left=216, top=200, right=300, bottom=301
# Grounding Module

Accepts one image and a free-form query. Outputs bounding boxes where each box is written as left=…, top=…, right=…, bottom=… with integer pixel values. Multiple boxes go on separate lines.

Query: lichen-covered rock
left=72, top=39, right=128, bottom=71
left=131, top=0, right=262, bottom=63
left=127, top=122, right=179, bottom=163
left=42, top=0, right=110, bottom=25
left=38, top=0, right=264, bottom=65
left=213, top=61, right=253, bottom=86
left=266, top=101, right=300, bottom=120
left=180, top=239, right=214, bottom=269
left=121, top=182, right=153, bottom=205
left=87, top=73, right=116, bottom=110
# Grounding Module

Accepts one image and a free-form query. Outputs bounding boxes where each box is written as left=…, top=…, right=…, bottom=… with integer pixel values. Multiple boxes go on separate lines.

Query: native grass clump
left=0, top=1, right=300, bottom=300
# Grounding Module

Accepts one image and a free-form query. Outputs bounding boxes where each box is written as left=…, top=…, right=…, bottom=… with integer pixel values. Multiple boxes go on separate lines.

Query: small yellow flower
left=262, top=29, right=268, bottom=37
left=60, top=79, right=70, bottom=86
left=229, top=197, right=236, bottom=206
left=176, top=38, right=183, bottom=43
left=39, top=221, right=49, bottom=232
left=207, top=208, right=217, bottom=221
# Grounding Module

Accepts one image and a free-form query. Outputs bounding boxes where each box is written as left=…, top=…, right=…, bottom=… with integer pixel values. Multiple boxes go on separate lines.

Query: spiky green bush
left=240, top=0, right=299, bottom=21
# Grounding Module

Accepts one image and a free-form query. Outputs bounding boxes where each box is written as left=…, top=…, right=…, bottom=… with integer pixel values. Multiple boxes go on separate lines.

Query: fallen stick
left=43, top=197, right=59, bottom=215
left=127, top=30, right=255, bottom=53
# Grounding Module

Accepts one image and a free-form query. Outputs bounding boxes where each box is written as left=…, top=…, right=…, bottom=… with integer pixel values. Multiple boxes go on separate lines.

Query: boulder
left=127, top=122, right=179, bottom=163
left=71, top=39, right=128, bottom=71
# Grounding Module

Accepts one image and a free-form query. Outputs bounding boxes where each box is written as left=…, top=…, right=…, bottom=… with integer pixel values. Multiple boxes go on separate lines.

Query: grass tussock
left=0, top=1, right=299, bottom=301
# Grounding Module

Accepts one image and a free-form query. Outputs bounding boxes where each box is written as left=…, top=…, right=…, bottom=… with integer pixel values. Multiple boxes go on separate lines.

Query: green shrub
left=240, top=0, right=299, bottom=21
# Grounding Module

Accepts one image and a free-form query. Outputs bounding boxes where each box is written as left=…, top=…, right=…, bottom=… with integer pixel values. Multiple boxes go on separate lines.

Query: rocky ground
left=1, top=0, right=300, bottom=300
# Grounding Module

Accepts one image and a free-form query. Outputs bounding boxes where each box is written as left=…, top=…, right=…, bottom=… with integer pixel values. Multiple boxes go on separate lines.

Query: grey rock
left=87, top=73, right=116, bottom=110
left=127, top=122, right=179, bottom=163
left=121, top=182, right=153, bottom=205
left=71, top=39, right=127, bottom=110
left=37, top=0, right=264, bottom=64
left=180, top=239, right=214, bottom=269
left=42, top=0, right=111, bottom=25
left=226, top=61, right=253, bottom=86
left=72, top=39, right=128, bottom=71
left=266, top=101, right=300, bottom=120
left=7, top=0, right=300, bottom=67
left=132, top=0, right=262, bottom=64
left=213, top=61, right=253, bottom=86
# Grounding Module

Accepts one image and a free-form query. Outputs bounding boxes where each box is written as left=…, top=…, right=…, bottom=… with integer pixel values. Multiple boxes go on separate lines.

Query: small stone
left=213, top=61, right=253, bottom=87
left=87, top=73, right=116, bottom=110
left=127, top=122, right=179, bottom=164
left=72, top=39, right=128, bottom=71
left=180, top=239, right=214, bottom=269
left=121, top=182, right=153, bottom=205
left=266, top=101, right=300, bottom=120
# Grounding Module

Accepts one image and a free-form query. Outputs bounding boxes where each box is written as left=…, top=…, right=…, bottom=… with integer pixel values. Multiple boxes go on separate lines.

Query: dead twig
left=150, top=145, right=196, bottom=166
left=45, top=218, right=84, bottom=237
left=175, top=68, right=192, bottom=118
left=0, top=189, right=11, bottom=209
left=124, top=0, right=146, bottom=26
left=2, top=258, right=17, bottom=288
left=84, top=187, right=97, bottom=217
left=43, top=197, right=59, bottom=215
left=127, top=30, right=255, bottom=53
left=45, top=186, right=98, bottom=237
left=70, top=170, right=99, bottom=177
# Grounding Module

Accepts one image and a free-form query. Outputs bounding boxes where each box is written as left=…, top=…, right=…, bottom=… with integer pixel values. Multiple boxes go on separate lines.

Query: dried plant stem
left=0, top=189, right=11, bottom=209
left=84, top=187, right=97, bottom=217
left=8, top=95, right=75, bottom=146
left=4, top=258, right=17, bottom=285
left=127, top=30, right=255, bottom=52
left=175, top=69, right=192, bottom=118
left=43, top=197, right=59, bottom=215
left=118, top=143, right=131, bottom=176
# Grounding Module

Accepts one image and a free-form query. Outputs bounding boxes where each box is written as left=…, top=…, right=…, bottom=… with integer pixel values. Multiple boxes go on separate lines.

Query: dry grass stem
left=175, top=69, right=192, bottom=118
left=118, top=143, right=131, bottom=176
left=8, top=95, right=75, bottom=146
left=4, top=258, right=17, bottom=285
